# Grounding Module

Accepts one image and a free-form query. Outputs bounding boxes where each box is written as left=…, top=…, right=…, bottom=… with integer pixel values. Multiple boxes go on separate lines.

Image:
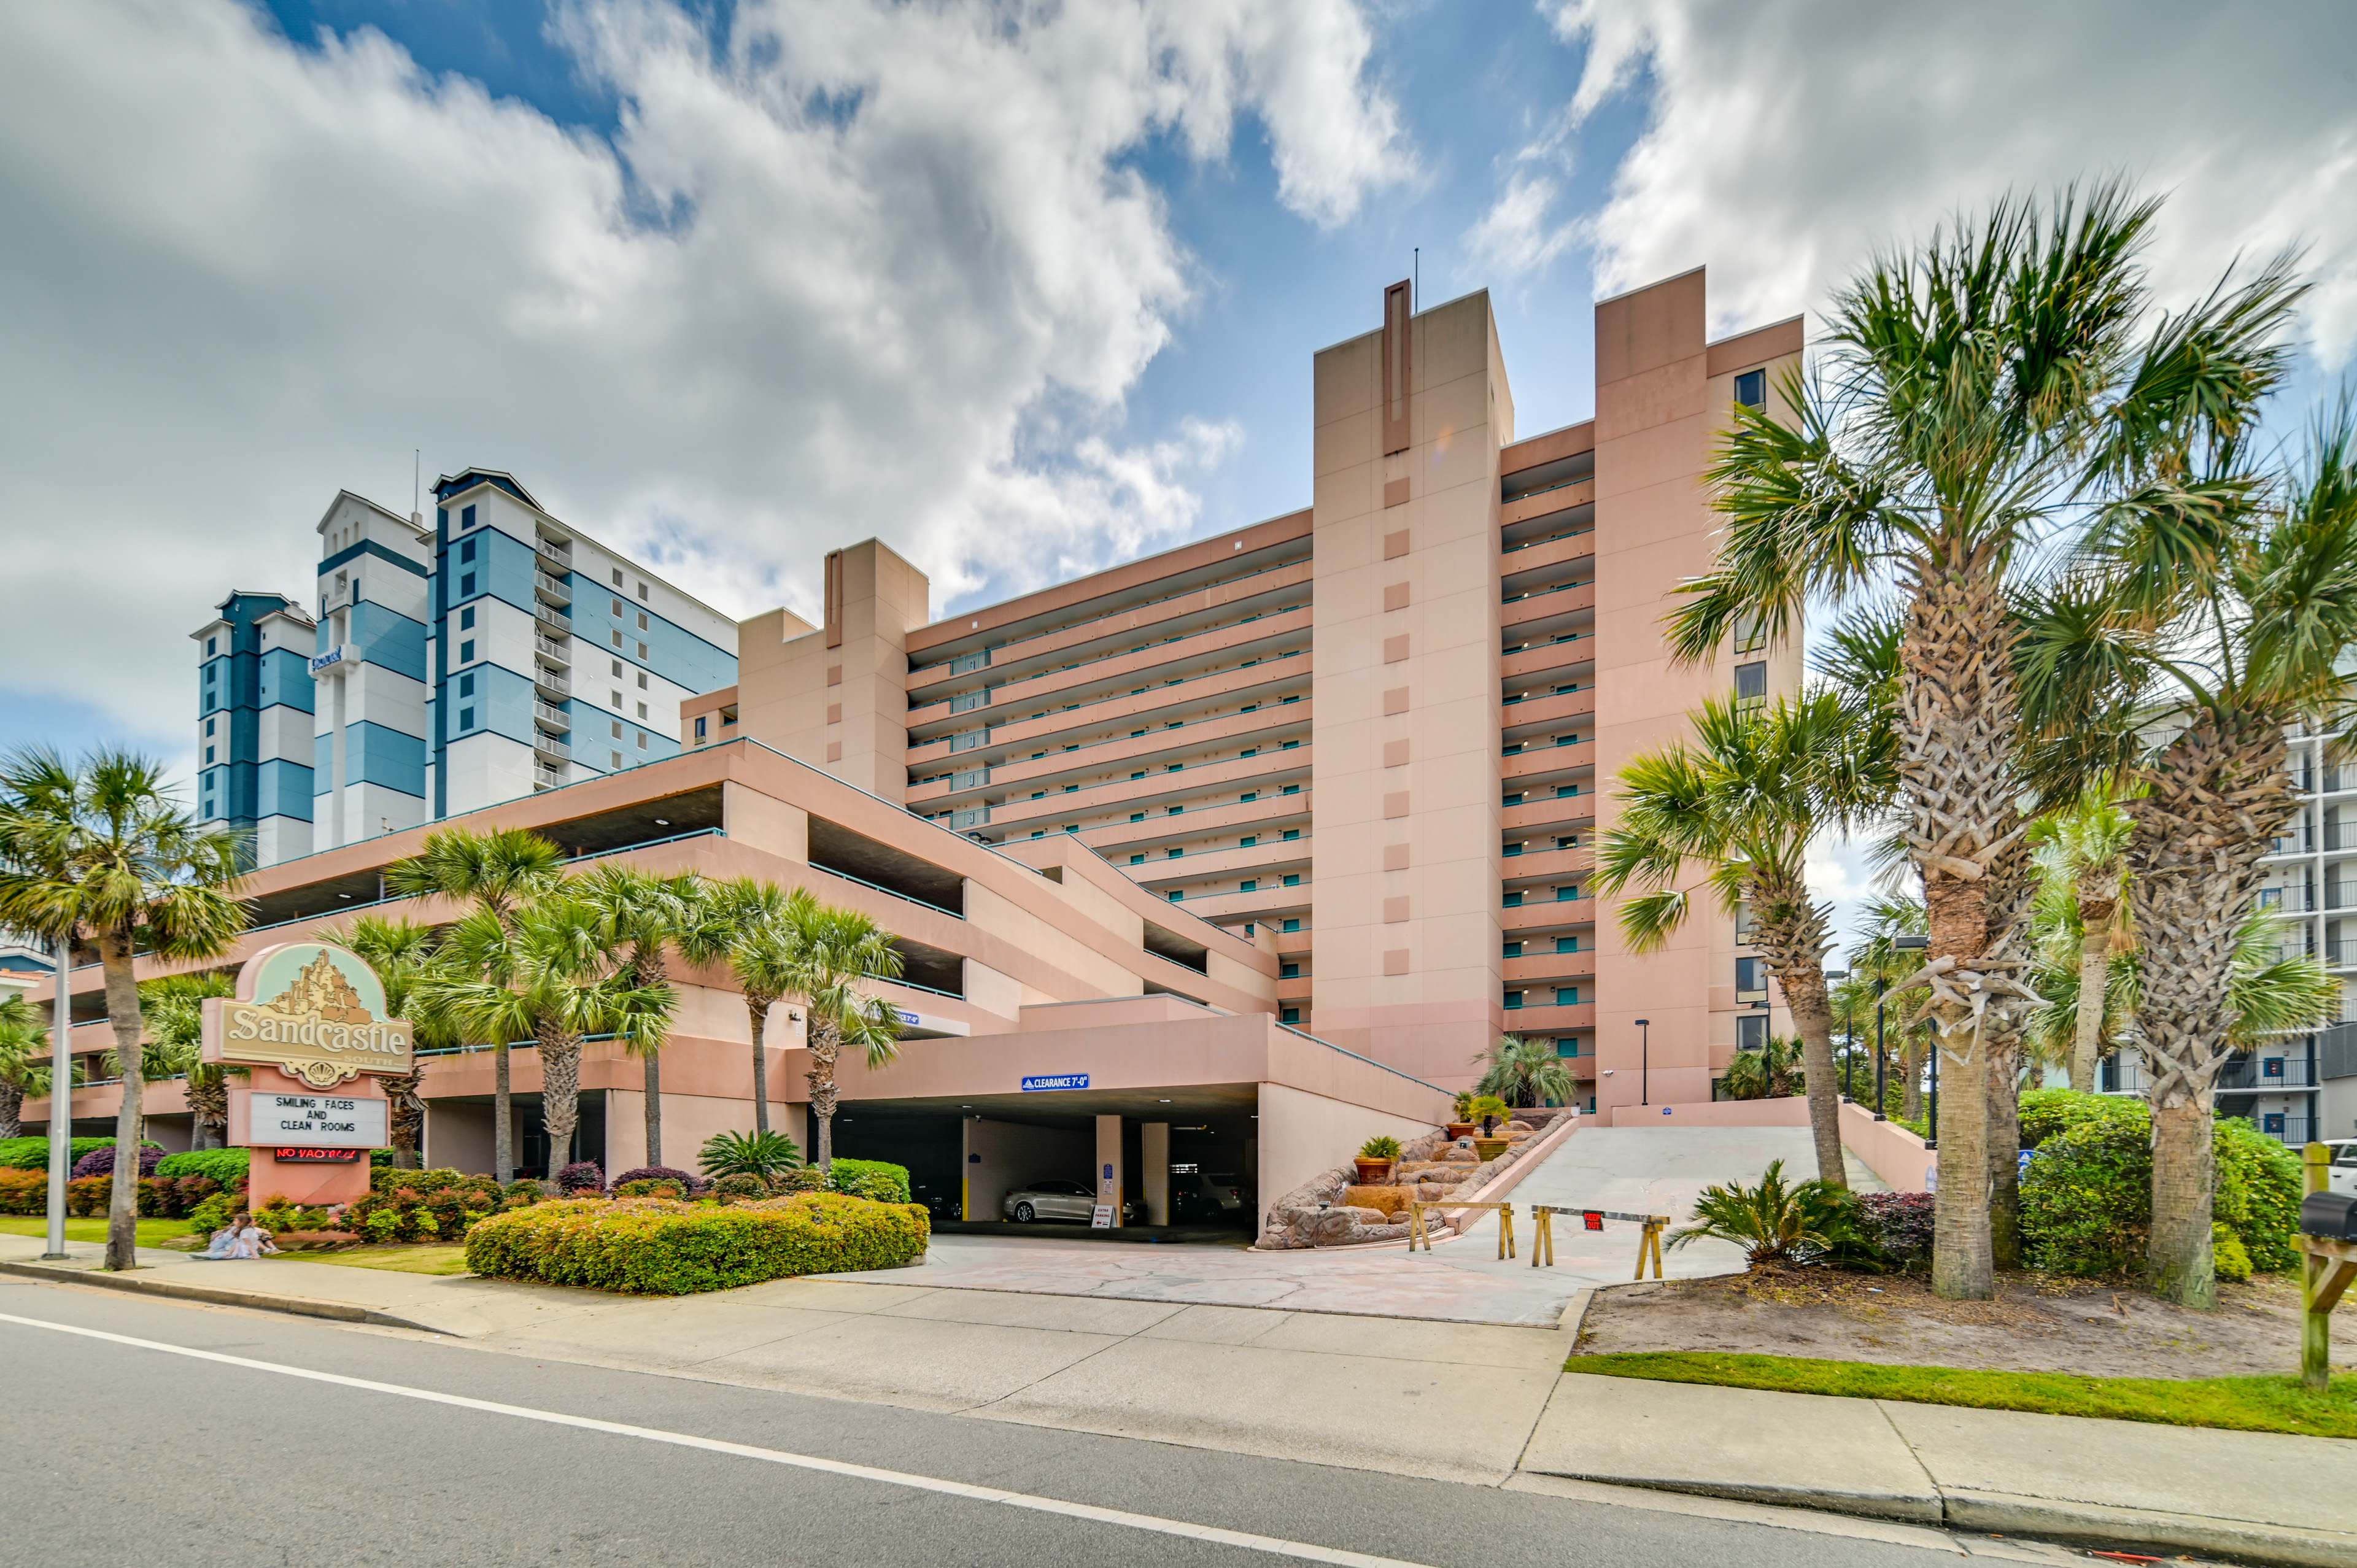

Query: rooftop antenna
left=411, top=448, right=422, bottom=529
left=1412, top=247, right=1418, bottom=311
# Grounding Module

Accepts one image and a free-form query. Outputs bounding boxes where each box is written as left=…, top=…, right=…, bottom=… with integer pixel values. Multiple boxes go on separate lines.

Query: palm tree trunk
left=98, top=930, right=144, bottom=1271
left=539, top=1023, right=582, bottom=1180
left=1986, top=1023, right=2022, bottom=1272
left=1752, top=879, right=1846, bottom=1189
left=747, top=995, right=772, bottom=1137
left=493, top=1041, right=514, bottom=1186
left=808, top=1024, right=840, bottom=1175
left=1900, top=1039, right=1925, bottom=1122
left=2126, top=710, right=2290, bottom=1308
left=0, top=1081, right=20, bottom=1140
left=643, top=1047, right=663, bottom=1168
left=2070, top=921, right=2110, bottom=1092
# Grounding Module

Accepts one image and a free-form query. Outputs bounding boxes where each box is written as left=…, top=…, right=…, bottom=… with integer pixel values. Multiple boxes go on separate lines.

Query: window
left=1282, top=873, right=1301, bottom=887
left=1166, top=805, right=1183, bottom=816
left=458, top=707, right=475, bottom=730
left=1554, top=884, right=1579, bottom=902
left=637, top=612, right=649, bottom=631
left=1555, top=935, right=1579, bottom=954
left=1282, top=828, right=1301, bottom=841
left=1736, top=956, right=1765, bottom=992
left=1130, top=811, right=1147, bottom=822
left=636, top=671, right=648, bottom=689
left=611, top=598, right=624, bottom=617
left=460, top=573, right=476, bottom=597
left=1280, top=1007, right=1301, bottom=1025
left=637, top=702, right=648, bottom=719
left=206, top=636, right=217, bottom=656
left=1168, top=890, right=1184, bottom=902
left=1738, top=1014, right=1768, bottom=1053
left=611, top=750, right=624, bottom=767
left=1282, top=918, right=1301, bottom=933
left=1279, top=962, right=1299, bottom=979
left=1240, top=879, right=1257, bottom=892
left=611, top=720, right=624, bottom=738
left=204, top=665, right=215, bottom=685
left=1735, top=661, right=1768, bottom=705
left=1240, top=790, right=1258, bottom=803
left=461, top=503, right=476, bottom=529
left=205, top=717, right=215, bottom=736
left=1504, top=891, right=1524, bottom=908
left=1556, top=1037, right=1581, bottom=1059
left=1239, top=834, right=1257, bottom=848
left=204, top=746, right=214, bottom=764
left=458, top=673, right=474, bottom=697
left=612, top=631, right=624, bottom=649
left=1282, top=783, right=1301, bottom=796
left=611, top=659, right=623, bottom=677
left=459, top=639, right=475, bottom=663
left=694, top=716, right=707, bottom=739
left=1733, top=610, right=1767, bottom=655
left=611, top=693, right=622, bottom=709
left=1167, top=848, right=1184, bottom=859
left=1503, top=940, right=1523, bottom=959
left=1555, top=783, right=1579, bottom=798
left=1734, top=368, right=1766, bottom=408
left=1555, top=986, right=1579, bottom=1005
left=1130, top=853, right=1146, bottom=865
left=460, top=539, right=477, bottom=564
left=638, top=641, right=649, bottom=660
left=1503, top=841, right=1524, bottom=857
left=460, top=606, right=476, bottom=630
left=637, top=733, right=648, bottom=749
left=1063, top=783, right=1078, bottom=793
left=1240, top=747, right=1257, bottom=758
left=1282, top=739, right=1299, bottom=750
left=1504, top=991, right=1525, bottom=1011
left=611, top=568, right=624, bottom=587
left=1503, top=790, right=1525, bottom=807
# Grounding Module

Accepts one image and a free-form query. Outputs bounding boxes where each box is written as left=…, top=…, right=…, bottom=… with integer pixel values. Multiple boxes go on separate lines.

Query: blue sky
left=4, top=0, right=2353, bottom=952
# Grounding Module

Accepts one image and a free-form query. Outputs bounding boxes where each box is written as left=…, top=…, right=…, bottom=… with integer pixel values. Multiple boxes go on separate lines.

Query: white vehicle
left=2328, top=1140, right=2357, bottom=1199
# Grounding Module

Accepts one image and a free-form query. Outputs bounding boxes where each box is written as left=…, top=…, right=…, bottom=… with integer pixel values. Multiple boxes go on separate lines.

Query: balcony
left=535, top=533, right=571, bottom=565
left=532, top=701, right=570, bottom=733
left=2259, top=885, right=2315, bottom=913
left=2232, top=1114, right=2315, bottom=1147
left=2216, top=1056, right=2318, bottom=1091
left=534, top=604, right=571, bottom=636
left=532, top=732, right=570, bottom=763
left=533, top=570, right=571, bottom=608
left=1500, top=1002, right=1595, bottom=1035
left=533, top=664, right=570, bottom=698
left=532, top=764, right=565, bottom=791
left=1503, top=949, right=1595, bottom=985
left=534, top=634, right=571, bottom=667
left=1501, top=898, right=1593, bottom=935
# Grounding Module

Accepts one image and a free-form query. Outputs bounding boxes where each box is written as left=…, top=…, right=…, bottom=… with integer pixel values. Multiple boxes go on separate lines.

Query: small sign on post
left=1089, top=1204, right=1115, bottom=1229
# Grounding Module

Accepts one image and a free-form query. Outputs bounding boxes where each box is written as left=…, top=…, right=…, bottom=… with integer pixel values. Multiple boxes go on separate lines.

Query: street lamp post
left=1635, top=1018, right=1651, bottom=1106
left=1827, top=970, right=1851, bottom=1100
left=42, top=932, right=71, bottom=1260
left=1894, top=934, right=1930, bottom=1148
left=1873, top=975, right=1887, bottom=1121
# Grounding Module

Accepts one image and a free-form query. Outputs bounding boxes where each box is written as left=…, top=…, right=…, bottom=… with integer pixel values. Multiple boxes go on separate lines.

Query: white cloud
left=1466, top=171, right=1583, bottom=277
left=0, top=0, right=1411, bottom=740
left=1473, top=0, right=2357, bottom=368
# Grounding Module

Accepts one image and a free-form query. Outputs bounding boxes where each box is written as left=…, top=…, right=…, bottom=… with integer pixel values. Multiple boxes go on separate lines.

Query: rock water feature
left=1255, top=1110, right=1569, bottom=1249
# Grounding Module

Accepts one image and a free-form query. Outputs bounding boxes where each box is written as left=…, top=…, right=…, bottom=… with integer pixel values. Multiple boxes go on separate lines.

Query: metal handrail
left=811, top=863, right=964, bottom=921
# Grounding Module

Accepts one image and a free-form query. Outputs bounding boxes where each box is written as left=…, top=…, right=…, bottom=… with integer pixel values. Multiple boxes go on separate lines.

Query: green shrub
left=187, top=1192, right=239, bottom=1235
left=0, top=1136, right=154, bottom=1172
left=0, top=1168, right=47, bottom=1215
left=2018, top=1090, right=2301, bottom=1276
left=155, top=1148, right=250, bottom=1185
left=699, top=1129, right=803, bottom=1181
left=369, top=1166, right=486, bottom=1197
left=1357, top=1135, right=1403, bottom=1161
left=64, top=1175, right=109, bottom=1217
left=616, top=1178, right=687, bottom=1200
left=2213, top=1223, right=2253, bottom=1283
left=711, top=1173, right=768, bottom=1202
left=463, top=1192, right=930, bottom=1294
left=1668, top=1160, right=1863, bottom=1265
left=768, top=1167, right=829, bottom=1195
left=827, top=1158, right=910, bottom=1205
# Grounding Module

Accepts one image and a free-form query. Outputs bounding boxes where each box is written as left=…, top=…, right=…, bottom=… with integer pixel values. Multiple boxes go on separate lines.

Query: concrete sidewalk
left=10, top=1231, right=2350, bottom=1564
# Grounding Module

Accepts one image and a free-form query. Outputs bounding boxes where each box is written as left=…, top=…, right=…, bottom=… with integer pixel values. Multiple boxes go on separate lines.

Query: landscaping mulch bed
left=1576, top=1266, right=2355, bottom=1380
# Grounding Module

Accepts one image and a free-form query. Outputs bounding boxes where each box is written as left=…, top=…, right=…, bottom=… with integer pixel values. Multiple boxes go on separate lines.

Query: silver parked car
left=1002, top=1178, right=1144, bottom=1224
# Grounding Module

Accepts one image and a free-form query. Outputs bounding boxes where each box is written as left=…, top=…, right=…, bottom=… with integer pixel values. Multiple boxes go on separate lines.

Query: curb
left=1517, top=1464, right=2357, bottom=1568
left=0, top=1259, right=449, bottom=1336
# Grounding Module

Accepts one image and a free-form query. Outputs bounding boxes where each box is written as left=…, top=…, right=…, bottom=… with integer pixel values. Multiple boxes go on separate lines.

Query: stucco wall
left=1253, top=1078, right=1442, bottom=1233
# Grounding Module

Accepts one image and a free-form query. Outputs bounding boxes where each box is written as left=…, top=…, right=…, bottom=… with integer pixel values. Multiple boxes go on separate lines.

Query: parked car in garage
left=1170, top=1170, right=1251, bottom=1224
left=1002, top=1178, right=1144, bottom=1224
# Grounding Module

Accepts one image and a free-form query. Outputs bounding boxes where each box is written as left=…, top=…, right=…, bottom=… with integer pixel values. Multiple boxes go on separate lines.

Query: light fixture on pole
left=1635, top=1018, right=1651, bottom=1106
left=1894, top=935, right=1931, bottom=1146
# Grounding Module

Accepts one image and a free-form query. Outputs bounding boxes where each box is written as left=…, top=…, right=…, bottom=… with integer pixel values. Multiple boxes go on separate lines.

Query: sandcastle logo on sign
left=201, top=941, right=414, bottom=1088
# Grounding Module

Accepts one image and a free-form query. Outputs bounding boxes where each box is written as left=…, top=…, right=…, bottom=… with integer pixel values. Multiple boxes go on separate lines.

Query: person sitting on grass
left=196, top=1211, right=279, bottom=1261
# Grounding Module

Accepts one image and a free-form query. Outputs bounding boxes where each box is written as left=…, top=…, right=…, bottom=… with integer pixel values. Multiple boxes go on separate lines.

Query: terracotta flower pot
left=1352, top=1157, right=1395, bottom=1184
left=1446, top=1122, right=1477, bottom=1140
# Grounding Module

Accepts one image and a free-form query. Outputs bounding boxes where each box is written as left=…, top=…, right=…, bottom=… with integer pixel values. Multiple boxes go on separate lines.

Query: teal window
left=1503, top=940, right=1523, bottom=958
left=460, top=573, right=476, bottom=597
left=1241, top=790, right=1258, bottom=802
left=1555, top=986, right=1579, bottom=1005
left=458, top=707, right=475, bottom=730
left=1503, top=891, right=1523, bottom=908
left=1504, top=991, right=1525, bottom=1011
left=1168, top=847, right=1184, bottom=859
left=1279, top=962, right=1299, bottom=979
left=1556, top=936, right=1579, bottom=954
left=1555, top=784, right=1579, bottom=798
left=1130, top=853, right=1145, bottom=865
left=1283, top=873, right=1301, bottom=887
left=1280, top=1007, right=1301, bottom=1025
left=1282, top=828, right=1300, bottom=841
left=459, top=538, right=477, bottom=563
left=1555, top=885, right=1579, bottom=902
left=1282, top=784, right=1301, bottom=795
left=459, top=606, right=475, bottom=630
left=1735, top=368, right=1765, bottom=407
left=1503, top=791, right=1525, bottom=807
left=457, top=673, right=474, bottom=697
left=1169, top=890, right=1184, bottom=902
left=459, top=640, right=475, bottom=663
left=1240, top=879, right=1257, bottom=892
left=1240, top=834, right=1258, bottom=848
left=1282, top=918, right=1301, bottom=933
left=1557, top=1037, right=1581, bottom=1059
left=460, top=503, right=477, bottom=528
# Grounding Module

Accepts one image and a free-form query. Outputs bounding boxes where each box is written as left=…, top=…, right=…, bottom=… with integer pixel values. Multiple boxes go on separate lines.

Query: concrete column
left=1141, top=1121, right=1170, bottom=1225
left=1094, top=1113, right=1124, bottom=1227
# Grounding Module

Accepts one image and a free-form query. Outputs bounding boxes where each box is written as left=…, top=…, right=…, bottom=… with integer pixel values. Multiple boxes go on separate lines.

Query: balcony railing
left=2259, top=885, right=2315, bottom=912
left=2328, top=940, right=2357, bottom=967
left=534, top=570, right=571, bottom=603
left=533, top=765, right=565, bottom=790
left=532, top=701, right=570, bottom=731
left=535, top=535, right=570, bottom=563
left=2099, top=1053, right=2149, bottom=1094
left=535, top=635, right=571, bottom=666
left=533, top=666, right=570, bottom=697
left=2326, top=882, right=2357, bottom=911
left=2272, top=828, right=2315, bottom=855
left=534, top=604, right=570, bottom=633
left=2216, top=1056, right=2318, bottom=1091
left=2235, top=1116, right=2315, bottom=1147
left=532, top=735, right=570, bottom=762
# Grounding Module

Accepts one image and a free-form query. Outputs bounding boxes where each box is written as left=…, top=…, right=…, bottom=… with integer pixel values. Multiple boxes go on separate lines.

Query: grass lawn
left=1569, top=1352, right=2357, bottom=1440
left=270, top=1244, right=471, bottom=1276
left=0, top=1215, right=199, bottom=1248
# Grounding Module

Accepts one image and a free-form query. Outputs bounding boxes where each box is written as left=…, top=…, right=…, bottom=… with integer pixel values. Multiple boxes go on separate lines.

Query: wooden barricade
left=1407, top=1200, right=1515, bottom=1259
left=1528, top=1205, right=1670, bottom=1278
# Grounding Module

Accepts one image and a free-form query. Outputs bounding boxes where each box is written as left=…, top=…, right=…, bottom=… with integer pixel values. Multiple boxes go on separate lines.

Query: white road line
left=0, top=1308, right=1433, bottom=1568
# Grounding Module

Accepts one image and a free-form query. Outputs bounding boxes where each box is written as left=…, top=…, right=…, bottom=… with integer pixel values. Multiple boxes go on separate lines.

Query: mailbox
left=2301, top=1191, right=2357, bottom=1242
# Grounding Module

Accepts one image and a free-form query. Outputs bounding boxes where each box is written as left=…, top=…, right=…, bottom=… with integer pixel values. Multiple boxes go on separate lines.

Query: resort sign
left=201, top=941, right=414, bottom=1089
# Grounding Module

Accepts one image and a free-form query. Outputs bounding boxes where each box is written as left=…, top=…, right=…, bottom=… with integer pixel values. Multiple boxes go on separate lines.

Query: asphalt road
left=1, top=1276, right=2031, bottom=1568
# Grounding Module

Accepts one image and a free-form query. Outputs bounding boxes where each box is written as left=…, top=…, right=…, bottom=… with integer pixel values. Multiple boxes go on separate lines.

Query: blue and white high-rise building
left=192, top=589, right=319, bottom=866
left=196, top=467, right=738, bottom=867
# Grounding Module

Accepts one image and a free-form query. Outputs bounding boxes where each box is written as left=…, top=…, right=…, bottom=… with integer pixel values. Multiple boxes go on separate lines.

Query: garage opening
left=829, top=1084, right=1260, bottom=1243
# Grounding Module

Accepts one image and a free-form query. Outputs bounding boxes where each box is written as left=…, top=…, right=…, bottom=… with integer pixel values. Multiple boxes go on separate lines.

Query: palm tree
left=0, top=993, right=50, bottom=1140
left=795, top=902, right=905, bottom=1175
left=384, top=826, right=564, bottom=1184
left=139, top=971, right=234, bottom=1147
left=573, top=865, right=706, bottom=1168
left=702, top=878, right=808, bottom=1138
left=2027, top=792, right=2134, bottom=1091
left=1719, top=1032, right=1804, bottom=1101
left=1596, top=689, right=1895, bottom=1188
left=341, top=914, right=459, bottom=1169
left=2023, top=397, right=2356, bottom=1305
left=1472, top=1034, right=1576, bottom=1108
left=427, top=893, right=673, bottom=1179
left=0, top=748, right=249, bottom=1269
left=1671, top=181, right=2298, bottom=1299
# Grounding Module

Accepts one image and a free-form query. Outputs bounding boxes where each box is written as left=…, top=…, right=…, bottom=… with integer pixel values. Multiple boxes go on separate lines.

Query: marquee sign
left=233, top=1090, right=389, bottom=1149
left=201, top=941, right=413, bottom=1089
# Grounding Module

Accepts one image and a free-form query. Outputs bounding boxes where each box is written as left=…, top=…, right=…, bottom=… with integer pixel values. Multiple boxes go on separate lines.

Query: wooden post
left=1498, top=1205, right=1515, bottom=1262
left=1531, top=1207, right=1554, bottom=1268
left=1635, top=1217, right=1666, bottom=1281
left=1407, top=1201, right=1429, bottom=1253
